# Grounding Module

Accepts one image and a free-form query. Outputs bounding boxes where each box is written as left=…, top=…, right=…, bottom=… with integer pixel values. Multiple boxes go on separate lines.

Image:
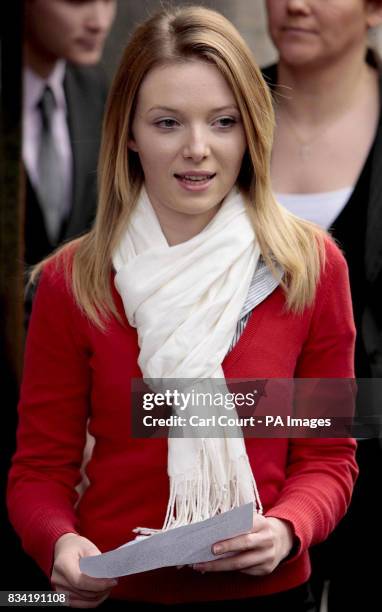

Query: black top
left=331, top=144, right=374, bottom=376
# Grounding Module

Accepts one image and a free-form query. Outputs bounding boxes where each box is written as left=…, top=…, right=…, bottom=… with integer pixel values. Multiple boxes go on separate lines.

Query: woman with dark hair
left=8, top=6, right=357, bottom=610
left=265, top=0, right=382, bottom=608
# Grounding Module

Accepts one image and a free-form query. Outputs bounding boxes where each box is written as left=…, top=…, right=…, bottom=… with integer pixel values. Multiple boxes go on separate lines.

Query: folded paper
left=80, top=502, right=253, bottom=578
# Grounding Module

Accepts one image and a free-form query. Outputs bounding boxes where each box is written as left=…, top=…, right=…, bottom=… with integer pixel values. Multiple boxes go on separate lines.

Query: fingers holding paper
left=51, top=533, right=118, bottom=608
left=192, top=515, right=294, bottom=576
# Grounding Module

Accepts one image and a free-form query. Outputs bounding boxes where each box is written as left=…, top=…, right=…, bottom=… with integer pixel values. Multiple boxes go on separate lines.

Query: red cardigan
left=7, top=237, right=358, bottom=603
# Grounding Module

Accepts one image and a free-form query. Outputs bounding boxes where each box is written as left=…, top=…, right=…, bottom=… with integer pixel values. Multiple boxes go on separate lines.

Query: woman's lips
left=282, top=27, right=318, bottom=36
left=174, top=173, right=216, bottom=192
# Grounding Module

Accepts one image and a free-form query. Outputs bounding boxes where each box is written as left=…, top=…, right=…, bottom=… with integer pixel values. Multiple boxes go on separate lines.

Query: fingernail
left=213, top=545, right=222, bottom=554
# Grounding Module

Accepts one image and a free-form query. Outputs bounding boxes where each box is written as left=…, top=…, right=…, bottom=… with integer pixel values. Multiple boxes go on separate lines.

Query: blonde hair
left=34, top=5, right=325, bottom=329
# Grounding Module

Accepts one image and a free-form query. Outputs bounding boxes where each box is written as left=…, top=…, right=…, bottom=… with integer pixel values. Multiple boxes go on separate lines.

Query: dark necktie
left=37, top=86, right=64, bottom=244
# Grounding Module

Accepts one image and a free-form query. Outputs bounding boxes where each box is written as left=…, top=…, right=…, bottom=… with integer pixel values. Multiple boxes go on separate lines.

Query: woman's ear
left=366, top=1, right=382, bottom=28
left=127, top=137, right=139, bottom=152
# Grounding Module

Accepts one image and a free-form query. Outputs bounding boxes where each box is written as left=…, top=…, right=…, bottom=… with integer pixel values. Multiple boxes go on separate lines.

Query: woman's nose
left=286, top=0, right=311, bottom=15
left=182, top=128, right=210, bottom=161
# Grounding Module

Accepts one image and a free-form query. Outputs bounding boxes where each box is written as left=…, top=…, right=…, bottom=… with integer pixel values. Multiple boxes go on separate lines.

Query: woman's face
left=129, top=60, right=247, bottom=232
left=266, top=0, right=381, bottom=68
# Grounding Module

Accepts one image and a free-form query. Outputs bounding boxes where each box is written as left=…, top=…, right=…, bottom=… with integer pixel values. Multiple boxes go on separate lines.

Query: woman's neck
left=276, top=46, right=374, bottom=125
left=159, top=212, right=217, bottom=246
left=147, top=194, right=220, bottom=246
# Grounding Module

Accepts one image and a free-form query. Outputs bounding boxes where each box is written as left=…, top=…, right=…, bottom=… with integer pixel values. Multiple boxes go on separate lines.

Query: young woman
left=264, top=0, right=382, bottom=608
left=8, top=6, right=357, bottom=610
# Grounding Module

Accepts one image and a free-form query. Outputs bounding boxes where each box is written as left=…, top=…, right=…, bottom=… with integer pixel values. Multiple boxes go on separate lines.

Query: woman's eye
left=155, top=118, right=179, bottom=129
left=214, top=117, right=237, bottom=128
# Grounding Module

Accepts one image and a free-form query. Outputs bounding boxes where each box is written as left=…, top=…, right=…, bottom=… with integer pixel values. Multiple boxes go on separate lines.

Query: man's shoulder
left=64, top=62, right=109, bottom=98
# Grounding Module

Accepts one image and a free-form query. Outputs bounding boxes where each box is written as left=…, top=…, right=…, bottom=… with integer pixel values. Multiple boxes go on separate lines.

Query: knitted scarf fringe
left=134, top=441, right=262, bottom=537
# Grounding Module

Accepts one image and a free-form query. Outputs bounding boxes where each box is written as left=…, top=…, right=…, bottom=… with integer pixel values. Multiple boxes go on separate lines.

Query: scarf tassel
left=162, top=440, right=263, bottom=531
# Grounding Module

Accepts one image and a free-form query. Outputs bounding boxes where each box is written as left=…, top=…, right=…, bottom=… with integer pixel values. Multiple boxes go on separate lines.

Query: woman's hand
left=192, top=515, right=294, bottom=576
left=51, top=533, right=118, bottom=608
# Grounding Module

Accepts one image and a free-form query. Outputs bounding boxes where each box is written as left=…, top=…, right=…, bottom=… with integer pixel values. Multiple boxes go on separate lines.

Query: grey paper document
left=80, top=502, right=253, bottom=578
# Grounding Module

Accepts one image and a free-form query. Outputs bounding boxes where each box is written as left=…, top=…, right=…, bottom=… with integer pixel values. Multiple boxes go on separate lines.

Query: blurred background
left=102, top=0, right=382, bottom=77
left=102, top=0, right=277, bottom=75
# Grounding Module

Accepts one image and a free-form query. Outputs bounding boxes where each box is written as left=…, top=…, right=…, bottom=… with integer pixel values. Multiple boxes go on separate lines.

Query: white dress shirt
left=22, top=61, right=73, bottom=227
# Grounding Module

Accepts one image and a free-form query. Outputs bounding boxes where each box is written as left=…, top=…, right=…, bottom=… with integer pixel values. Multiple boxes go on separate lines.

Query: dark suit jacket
left=24, top=62, right=109, bottom=266
left=262, top=60, right=382, bottom=379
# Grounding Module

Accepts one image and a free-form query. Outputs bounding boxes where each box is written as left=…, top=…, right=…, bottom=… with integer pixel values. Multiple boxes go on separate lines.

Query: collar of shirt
left=23, top=60, right=67, bottom=114
left=238, top=257, right=283, bottom=320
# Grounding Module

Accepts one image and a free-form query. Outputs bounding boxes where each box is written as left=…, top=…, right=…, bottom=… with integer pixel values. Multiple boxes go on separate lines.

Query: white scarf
left=113, top=186, right=263, bottom=531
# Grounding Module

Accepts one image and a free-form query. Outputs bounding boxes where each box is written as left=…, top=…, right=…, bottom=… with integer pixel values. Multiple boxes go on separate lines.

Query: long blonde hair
left=35, top=5, right=325, bottom=329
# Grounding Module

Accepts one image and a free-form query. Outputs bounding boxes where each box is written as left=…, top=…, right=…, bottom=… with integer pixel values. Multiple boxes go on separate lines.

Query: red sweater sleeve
left=7, top=258, right=91, bottom=577
left=265, top=238, right=358, bottom=555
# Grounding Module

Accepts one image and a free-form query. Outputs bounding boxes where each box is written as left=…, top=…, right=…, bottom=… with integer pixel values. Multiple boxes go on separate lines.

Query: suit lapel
left=24, top=171, right=53, bottom=264
left=63, top=65, right=95, bottom=238
left=64, top=65, right=87, bottom=237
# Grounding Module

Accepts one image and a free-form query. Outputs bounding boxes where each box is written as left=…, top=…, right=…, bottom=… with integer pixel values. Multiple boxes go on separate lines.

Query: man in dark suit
left=8, top=2, right=117, bottom=589
left=23, top=0, right=117, bottom=265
